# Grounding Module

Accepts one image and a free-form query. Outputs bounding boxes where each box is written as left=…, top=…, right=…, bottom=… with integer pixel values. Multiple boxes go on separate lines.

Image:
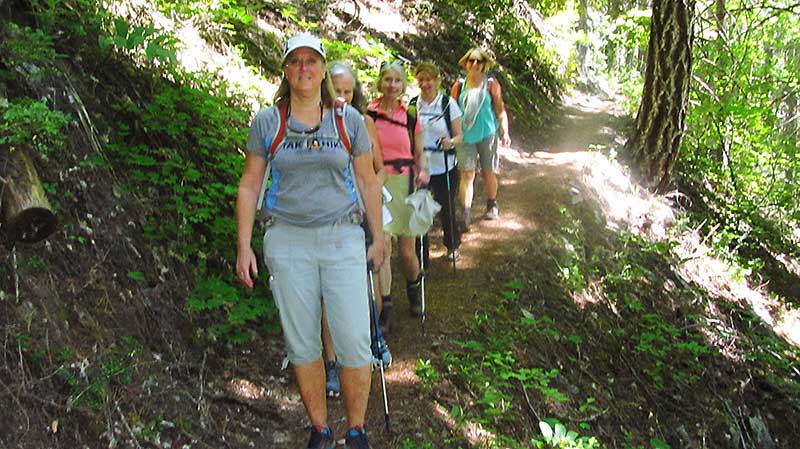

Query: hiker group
left=235, top=32, right=511, bottom=449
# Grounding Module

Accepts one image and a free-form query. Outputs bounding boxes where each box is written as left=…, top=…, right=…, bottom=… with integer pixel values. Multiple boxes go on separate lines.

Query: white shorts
left=263, top=220, right=372, bottom=367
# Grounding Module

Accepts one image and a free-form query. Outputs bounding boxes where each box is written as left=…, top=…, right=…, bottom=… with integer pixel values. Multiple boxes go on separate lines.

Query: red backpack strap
left=267, top=102, right=289, bottom=158
left=334, top=99, right=352, bottom=155
left=451, top=78, right=463, bottom=102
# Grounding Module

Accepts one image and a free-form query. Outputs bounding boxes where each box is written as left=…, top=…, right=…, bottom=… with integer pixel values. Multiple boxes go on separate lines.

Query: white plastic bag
left=405, top=189, right=441, bottom=236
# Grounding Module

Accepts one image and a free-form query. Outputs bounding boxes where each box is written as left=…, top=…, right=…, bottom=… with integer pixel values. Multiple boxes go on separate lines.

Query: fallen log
left=0, top=147, right=58, bottom=245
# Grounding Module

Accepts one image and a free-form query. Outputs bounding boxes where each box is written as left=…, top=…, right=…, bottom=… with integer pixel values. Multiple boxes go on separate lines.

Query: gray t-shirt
left=246, top=104, right=370, bottom=227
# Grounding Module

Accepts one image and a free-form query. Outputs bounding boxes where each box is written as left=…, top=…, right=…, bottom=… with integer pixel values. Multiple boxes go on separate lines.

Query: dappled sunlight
left=498, top=145, right=543, bottom=166
left=673, top=229, right=800, bottom=350
left=332, top=0, right=418, bottom=36
left=572, top=281, right=607, bottom=308
left=108, top=1, right=277, bottom=112
left=228, top=377, right=301, bottom=410
left=519, top=147, right=799, bottom=353
left=566, top=90, right=627, bottom=117
left=431, top=402, right=498, bottom=447
left=382, top=359, right=419, bottom=386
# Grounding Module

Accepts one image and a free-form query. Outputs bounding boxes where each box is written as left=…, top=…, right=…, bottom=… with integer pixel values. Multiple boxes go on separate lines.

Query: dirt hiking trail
left=234, top=91, right=629, bottom=448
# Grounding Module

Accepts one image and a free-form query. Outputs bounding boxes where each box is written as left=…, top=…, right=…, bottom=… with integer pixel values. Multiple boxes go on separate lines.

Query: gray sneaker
left=486, top=205, right=499, bottom=220
left=324, top=360, right=340, bottom=398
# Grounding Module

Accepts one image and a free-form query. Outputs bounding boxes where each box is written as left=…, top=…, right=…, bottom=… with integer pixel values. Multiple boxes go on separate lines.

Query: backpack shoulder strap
left=333, top=100, right=353, bottom=155
left=406, top=108, right=416, bottom=149
left=441, top=93, right=453, bottom=138
left=451, top=78, right=464, bottom=102
left=267, top=102, right=289, bottom=159
left=487, top=76, right=496, bottom=108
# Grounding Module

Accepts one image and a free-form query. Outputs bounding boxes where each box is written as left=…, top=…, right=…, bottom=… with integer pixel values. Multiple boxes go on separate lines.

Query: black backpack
left=408, top=93, right=453, bottom=139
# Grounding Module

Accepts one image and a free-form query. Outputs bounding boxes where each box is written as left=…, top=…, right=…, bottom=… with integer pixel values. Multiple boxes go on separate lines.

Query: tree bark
left=0, top=147, right=58, bottom=245
left=625, top=0, right=695, bottom=193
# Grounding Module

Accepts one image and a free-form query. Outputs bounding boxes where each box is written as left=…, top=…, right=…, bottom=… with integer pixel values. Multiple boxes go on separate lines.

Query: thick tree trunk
left=625, top=0, right=694, bottom=193
left=0, top=147, right=58, bottom=244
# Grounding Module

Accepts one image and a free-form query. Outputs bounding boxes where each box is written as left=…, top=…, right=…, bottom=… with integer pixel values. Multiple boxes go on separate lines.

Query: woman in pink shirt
left=366, top=61, right=430, bottom=334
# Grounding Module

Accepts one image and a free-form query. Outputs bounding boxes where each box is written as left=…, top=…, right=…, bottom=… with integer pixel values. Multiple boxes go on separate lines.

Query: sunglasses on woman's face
left=467, top=58, right=484, bottom=65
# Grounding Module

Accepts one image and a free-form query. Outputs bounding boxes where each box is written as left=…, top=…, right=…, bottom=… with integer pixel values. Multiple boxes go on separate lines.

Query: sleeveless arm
left=489, top=80, right=511, bottom=147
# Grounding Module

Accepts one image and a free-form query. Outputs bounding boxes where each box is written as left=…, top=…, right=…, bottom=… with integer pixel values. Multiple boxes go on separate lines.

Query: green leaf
left=127, top=271, right=145, bottom=281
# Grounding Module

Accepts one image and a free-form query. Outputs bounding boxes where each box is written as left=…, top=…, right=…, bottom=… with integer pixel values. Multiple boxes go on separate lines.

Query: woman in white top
left=413, top=61, right=464, bottom=260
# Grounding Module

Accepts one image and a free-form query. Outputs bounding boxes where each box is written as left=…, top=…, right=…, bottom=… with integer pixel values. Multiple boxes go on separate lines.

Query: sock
left=487, top=198, right=497, bottom=208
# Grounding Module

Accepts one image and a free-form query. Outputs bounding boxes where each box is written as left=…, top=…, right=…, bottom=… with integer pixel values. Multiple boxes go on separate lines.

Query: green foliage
left=49, top=337, right=142, bottom=411
left=323, top=37, right=395, bottom=95
left=0, top=98, right=71, bottom=156
left=187, top=276, right=278, bottom=344
left=415, top=359, right=441, bottom=393
left=0, top=23, right=59, bottom=76
left=425, top=0, right=563, bottom=133
left=680, top=1, right=800, bottom=270
left=98, top=18, right=178, bottom=65
left=155, top=0, right=254, bottom=28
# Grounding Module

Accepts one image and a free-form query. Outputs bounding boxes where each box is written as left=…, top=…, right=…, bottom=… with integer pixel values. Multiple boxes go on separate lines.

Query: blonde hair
left=414, top=61, right=441, bottom=80
left=376, top=60, right=408, bottom=94
left=458, top=47, right=495, bottom=72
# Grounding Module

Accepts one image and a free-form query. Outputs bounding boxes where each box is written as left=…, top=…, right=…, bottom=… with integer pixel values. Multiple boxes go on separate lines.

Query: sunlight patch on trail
left=537, top=148, right=800, bottom=349
left=431, top=402, right=497, bottom=447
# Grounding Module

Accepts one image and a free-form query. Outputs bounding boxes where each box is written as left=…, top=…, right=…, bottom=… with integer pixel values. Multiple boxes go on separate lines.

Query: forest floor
left=206, top=90, right=800, bottom=449
left=210, top=91, right=642, bottom=448
left=4, top=1, right=799, bottom=448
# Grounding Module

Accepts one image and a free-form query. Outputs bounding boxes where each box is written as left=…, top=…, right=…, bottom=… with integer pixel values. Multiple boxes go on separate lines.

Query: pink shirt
left=368, top=98, right=422, bottom=176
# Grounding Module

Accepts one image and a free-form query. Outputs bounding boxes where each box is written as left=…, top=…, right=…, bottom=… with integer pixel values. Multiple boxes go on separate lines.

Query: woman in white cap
left=235, top=32, right=382, bottom=449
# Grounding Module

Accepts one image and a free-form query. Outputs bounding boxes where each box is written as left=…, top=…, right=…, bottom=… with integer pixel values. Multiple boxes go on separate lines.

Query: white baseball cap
left=283, top=33, right=326, bottom=61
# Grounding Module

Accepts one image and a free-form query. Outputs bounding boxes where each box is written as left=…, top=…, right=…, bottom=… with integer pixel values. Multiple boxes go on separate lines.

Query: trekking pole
left=367, top=266, right=391, bottom=433
left=439, top=140, right=457, bottom=274
left=418, top=227, right=427, bottom=336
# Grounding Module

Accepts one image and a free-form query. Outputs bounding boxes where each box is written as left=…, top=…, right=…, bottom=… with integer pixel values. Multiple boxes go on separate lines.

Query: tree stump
left=0, top=147, right=58, bottom=244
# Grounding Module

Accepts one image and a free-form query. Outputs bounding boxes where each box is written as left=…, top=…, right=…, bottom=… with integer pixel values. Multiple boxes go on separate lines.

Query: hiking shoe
left=406, top=276, right=423, bottom=317
left=485, top=204, right=499, bottom=220
left=371, top=334, right=392, bottom=367
left=324, top=360, right=340, bottom=398
left=378, top=300, right=393, bottom=336
left=345, top=426, right=371, bottom=449
left=306, top=426, right=335, bottom=449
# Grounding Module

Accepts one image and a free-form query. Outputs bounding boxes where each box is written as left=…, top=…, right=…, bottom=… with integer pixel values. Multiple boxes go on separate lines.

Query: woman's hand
left=415, top=167, right=430, bottom=187
left=500, top=132, right=511, bottom=148
left=236, top=246, right=259, bottom=289
left=366, top=240, right=385, bottom=272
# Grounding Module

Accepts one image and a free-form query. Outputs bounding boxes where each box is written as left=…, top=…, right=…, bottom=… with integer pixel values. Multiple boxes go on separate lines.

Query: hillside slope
left=2, top=1, right=799, bottom=449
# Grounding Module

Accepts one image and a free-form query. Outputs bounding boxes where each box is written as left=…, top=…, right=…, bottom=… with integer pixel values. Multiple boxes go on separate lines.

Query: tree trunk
left=0, top=147, right=58, bottom=245
left=715, top=0, right=726, bottom=33
left=625, top=0, right=694, bottom=193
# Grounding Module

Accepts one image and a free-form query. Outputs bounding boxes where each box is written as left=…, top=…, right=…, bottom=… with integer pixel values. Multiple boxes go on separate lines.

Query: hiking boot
left=406, top=276, right=423, bottom=317
left=306, top=426, right=335, bottom=449
left=378, top=299, right=393, bottom=336
left=345, top=426, right=371, bottom=449
left=324, top=360, right=340, bottom=398
left=371, top=334, right=392, bottom=367
left=485, top=204, right=499, bottom=220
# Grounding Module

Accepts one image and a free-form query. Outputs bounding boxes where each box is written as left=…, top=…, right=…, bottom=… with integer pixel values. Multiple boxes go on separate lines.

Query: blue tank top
left=458, top=77, right=497, bottom=144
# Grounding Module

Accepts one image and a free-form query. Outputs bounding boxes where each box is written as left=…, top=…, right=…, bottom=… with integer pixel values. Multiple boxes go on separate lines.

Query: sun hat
left=283, top=32, right=326, bottom=61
